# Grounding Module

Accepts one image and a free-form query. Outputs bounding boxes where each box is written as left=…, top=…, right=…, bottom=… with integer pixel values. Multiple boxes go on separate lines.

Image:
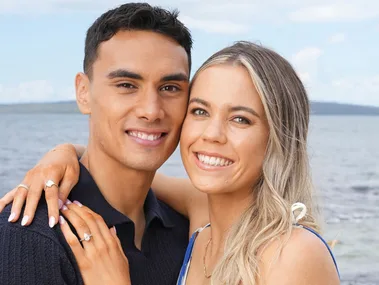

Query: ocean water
left=0, top=114, right=378, bottom=284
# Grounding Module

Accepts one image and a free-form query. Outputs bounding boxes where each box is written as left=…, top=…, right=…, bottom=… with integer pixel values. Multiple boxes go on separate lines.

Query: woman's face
left=180, top=64, right=269, bottom=195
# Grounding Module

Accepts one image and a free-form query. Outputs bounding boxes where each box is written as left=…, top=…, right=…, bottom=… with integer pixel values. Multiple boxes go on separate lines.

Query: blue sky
left=0, top=0, right=378, bottom=106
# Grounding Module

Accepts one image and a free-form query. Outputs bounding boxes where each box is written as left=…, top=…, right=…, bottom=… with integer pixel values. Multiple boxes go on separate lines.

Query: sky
left=0, top=0, right=378, bottom=106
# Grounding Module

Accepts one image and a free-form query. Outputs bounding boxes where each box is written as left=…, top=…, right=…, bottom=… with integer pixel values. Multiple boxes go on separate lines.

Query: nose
left=201, top=117, right=227, bottom=144
left=135, top=89, right=165, bottom=123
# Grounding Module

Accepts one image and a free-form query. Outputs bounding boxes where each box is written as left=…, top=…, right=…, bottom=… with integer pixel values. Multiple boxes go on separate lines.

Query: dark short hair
left=84, top=2, right=193, bottom=77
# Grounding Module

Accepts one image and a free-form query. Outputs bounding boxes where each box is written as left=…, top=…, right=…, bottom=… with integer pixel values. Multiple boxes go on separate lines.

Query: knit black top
left=0, top=163, right=189, bottom=285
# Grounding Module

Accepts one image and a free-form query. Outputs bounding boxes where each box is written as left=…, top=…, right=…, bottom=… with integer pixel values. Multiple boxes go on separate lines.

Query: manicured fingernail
left=65, top=199, right=72, bottom=205
left=73, top=201, right=83, bottom=207
left=59, top=215, right=65, bottom=225
left=58, top=199, right=64, bottom=209
left=113, top=226, right=117, bottom=234
left=49, top=216, right=56, bottom=228
left=21, top=215, right=29, bottom=226
left=8, top=212, right=16, bottom=222
left=62, top=205, right=68, bottom=211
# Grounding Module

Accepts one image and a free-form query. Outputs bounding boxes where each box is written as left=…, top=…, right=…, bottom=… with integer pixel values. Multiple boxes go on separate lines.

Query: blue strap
left=301, top=225, right=340, bottom=278
left=176, top=231, right=198, bottom=285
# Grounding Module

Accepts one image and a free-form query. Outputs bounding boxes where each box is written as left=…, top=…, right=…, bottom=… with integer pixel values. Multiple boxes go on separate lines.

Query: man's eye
left=161, top=85, right=179, bottom=92
left=116, top=83, right=136, bottom=89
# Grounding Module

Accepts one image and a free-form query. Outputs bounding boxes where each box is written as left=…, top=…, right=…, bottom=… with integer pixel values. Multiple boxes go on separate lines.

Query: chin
left=190, top=178, right=229, bottom=195
left=120, top=157, right=165, bottom=172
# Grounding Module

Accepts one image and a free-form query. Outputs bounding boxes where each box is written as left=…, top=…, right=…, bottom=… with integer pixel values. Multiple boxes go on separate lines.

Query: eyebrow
left=229, top=106, right=260, bottom=118
left=189, top=97, right=210, bottom=107
left=107, top=68, right=188, bottom=82
left=189, top=97, right=260, bottom=118
left=161, top=73, right=189, bottom=82
left=107, top=69, right=143, bottom=80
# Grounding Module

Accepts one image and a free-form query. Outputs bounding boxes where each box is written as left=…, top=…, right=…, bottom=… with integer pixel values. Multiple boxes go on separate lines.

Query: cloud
left=290, top=47, right=323, bottom=91
left=292, top=47, right=323, bottom=65
left=179, top=15, right=249, bottom=34
left=1, top=0, right=379, bottom=31
left=0, top=80, right=74, bottom=104
left=298, top=72, right=311, bottom=84
left=289, top=2, right=379, bottom=22
left=307, top=75, right=379, bottom=106
left=331, top=75, right=379, bottom=106
left=291, top=47, right=323, bottom=76
left=0, top=0, right=253, bottom=35
left=328, top=33, right=346, bottom=44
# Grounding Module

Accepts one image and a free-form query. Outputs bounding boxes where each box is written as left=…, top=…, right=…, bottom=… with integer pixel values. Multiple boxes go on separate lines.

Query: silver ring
left=44, top=180, right=58, bottom=190
left=17, top=183, right=29, bottom=191
left=79, top=233, right=92, bottom=242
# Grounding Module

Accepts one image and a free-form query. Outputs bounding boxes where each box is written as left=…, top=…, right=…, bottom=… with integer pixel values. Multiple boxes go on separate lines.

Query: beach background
left=0, top=108, right=378, bottom=285
left=1, top=0, right=379, bottom=283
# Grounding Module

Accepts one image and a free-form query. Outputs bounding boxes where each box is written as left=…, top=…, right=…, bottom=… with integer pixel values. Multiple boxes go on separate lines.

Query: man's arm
left=0, top=221, right=81, bottom=285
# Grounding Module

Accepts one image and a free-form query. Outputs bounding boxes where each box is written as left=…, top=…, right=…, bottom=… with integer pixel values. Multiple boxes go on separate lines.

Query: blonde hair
left=190, top=41, right=319, bottom=284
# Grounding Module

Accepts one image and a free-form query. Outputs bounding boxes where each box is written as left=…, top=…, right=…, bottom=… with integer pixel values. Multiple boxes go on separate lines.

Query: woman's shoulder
left=258, top=227, right=340, bottom=285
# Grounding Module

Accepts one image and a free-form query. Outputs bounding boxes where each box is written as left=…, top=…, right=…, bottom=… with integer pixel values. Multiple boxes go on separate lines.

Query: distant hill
left=0, top=101, right=379, bottom=115
left=311, top=102, right=379, bottom=115
left=0, top=101, right=80, bottom=114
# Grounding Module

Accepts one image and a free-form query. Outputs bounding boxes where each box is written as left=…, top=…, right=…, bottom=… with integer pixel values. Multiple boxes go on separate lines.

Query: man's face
left=77, top=30, right=189, bottom=171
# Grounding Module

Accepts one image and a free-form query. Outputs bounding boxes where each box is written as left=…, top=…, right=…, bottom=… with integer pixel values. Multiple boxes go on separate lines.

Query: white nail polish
left=21, top=216, right=29, bottom=226
left=73, top=201, right=83, bottom=207
left=59, top=216, right=65, bottom=225
left=58, top=199, right=63, bottom=209
left=8, top=212, right=16, bottom=222
left=49, top=216, right=56, bottom=228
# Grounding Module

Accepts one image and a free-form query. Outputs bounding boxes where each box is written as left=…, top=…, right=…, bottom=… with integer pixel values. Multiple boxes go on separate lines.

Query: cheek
left=179, top=117, right=191, bottom=149
left=180, top=116, right=201, bottom=150
left=170, top=99, right=188, bottom=128
left=236, top=133, right=268, bottom=174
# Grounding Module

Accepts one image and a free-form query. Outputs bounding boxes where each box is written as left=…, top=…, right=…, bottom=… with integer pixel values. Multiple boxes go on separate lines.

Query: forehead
left=191, top=64, right=263, bottom=109
left=92, top=30, right=189, bottom=78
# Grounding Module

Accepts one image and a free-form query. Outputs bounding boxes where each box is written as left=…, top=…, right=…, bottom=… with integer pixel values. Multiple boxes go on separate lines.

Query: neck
left=207, top=190, right=252, bottom=257
left=80, top=142, right=155, bottom=228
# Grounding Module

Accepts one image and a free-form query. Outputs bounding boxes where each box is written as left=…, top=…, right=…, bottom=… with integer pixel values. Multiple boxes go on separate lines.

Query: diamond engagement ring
left=80, top=233, right=92, bottom=242
left=44, top=180, right=58, bottom=190
left=17, top=183, right=30, bottom=191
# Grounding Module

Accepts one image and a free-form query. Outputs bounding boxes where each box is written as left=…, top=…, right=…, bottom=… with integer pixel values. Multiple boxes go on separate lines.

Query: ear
left=75, top=72, right=91, bottom=114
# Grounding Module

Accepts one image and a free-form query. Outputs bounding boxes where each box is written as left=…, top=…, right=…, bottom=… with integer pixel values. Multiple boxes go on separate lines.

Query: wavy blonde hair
left=190, top=41, right=319, bottom=285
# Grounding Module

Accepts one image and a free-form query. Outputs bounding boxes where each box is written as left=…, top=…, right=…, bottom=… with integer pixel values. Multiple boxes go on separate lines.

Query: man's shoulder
left=0, top=200, right=60, bottom=244
left=157, top=199, right=189, bottom=225
left=0, top=202, right=83, bottom=284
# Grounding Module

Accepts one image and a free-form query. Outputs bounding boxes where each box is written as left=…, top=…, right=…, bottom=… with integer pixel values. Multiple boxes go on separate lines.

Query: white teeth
left=128, top=131, right=162, bottom=141
left=197, top=154, right=233, bottom=167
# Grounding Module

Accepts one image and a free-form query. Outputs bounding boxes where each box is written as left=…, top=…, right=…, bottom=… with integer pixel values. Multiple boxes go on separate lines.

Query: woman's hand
left=59, top=201, right=131, bottom=285
left=0, top=143, right=81, bottom=227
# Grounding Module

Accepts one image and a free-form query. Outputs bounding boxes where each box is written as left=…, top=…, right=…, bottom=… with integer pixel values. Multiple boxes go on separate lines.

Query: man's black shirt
left=0, top=163, right=189, bottom=285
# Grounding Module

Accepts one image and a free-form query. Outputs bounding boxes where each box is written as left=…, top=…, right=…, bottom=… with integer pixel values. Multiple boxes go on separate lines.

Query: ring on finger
left=44, top=179, right=58, bottom=190
left=17, top=183, right=30, bottom=191
left=79, top=232, right=93, bottom=242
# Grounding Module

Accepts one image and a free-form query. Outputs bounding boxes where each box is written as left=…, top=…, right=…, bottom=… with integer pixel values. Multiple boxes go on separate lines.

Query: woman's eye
left=191, top=108, right=208, bottom=116
left=232, top=116, right=250, bottom=124
left=161, top=85, right=179, bottom=92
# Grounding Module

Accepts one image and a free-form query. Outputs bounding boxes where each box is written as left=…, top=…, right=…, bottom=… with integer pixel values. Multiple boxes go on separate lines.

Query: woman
left=1, top=41, right=340, bottom=284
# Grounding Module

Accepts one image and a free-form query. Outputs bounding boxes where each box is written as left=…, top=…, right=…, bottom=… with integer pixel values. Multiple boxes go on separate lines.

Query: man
left=0, top=3, right=192, bottom=284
